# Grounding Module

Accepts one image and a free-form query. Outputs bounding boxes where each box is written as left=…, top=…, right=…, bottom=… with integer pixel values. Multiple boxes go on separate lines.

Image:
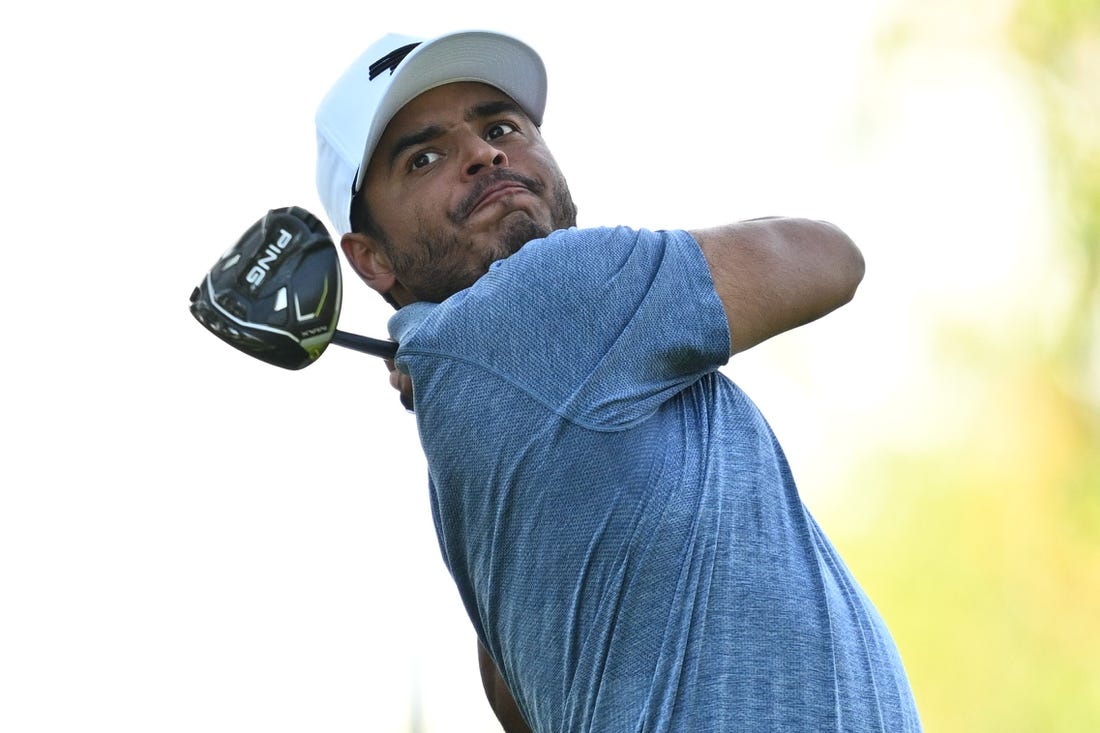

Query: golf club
left=190, top=206, right=397, bottom=370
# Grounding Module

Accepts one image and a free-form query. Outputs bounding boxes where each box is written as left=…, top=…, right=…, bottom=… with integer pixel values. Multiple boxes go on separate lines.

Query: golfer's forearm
left=478, top=642, right=534, bottom=733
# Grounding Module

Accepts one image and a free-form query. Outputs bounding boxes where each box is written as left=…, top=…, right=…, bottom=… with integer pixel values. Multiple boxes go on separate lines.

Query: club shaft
left=331, top=330, right=398, bottom=359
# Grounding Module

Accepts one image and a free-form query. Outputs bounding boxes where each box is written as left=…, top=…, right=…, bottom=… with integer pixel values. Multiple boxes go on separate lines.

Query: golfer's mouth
left=470, top=182, right=531, bottom=214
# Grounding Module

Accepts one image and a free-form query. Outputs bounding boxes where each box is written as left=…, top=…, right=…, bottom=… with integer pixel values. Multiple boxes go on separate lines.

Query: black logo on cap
left=368, top=43, right=421, bottom=80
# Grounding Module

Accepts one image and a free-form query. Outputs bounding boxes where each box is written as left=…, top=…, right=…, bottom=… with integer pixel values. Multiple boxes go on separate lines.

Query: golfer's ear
left=341, top=232, right=396, bottom=295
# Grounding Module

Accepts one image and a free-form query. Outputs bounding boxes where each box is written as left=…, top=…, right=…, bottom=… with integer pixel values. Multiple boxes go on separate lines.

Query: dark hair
left=348, top=183, right=401, bottom=310
left=349, top=183, right=383, bottom=240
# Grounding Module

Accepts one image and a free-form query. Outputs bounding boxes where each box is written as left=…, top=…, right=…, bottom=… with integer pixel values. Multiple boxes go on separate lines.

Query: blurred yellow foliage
left=834, top=0, right=1100, bottom=730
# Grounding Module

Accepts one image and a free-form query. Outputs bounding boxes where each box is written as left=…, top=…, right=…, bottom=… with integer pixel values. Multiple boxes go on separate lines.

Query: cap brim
left=352, top=31, right=547, bottom=193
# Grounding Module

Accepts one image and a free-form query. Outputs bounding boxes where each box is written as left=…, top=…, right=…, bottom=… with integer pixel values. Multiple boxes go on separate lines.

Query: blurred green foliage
left=837, top=0, right=1100, bottom=730
left=1011, top=0, right=1100, bottom=369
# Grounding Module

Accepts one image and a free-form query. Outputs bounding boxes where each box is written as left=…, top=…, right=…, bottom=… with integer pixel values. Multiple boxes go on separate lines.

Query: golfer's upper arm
left=690, top=218, right=865, bottom=355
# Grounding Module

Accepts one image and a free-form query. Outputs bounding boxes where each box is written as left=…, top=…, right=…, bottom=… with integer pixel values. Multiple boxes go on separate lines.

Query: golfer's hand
left=385, top=359, right=414, bottom=412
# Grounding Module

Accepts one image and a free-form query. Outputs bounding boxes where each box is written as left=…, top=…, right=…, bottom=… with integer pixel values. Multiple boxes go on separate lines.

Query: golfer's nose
left=463, top=136, right=507, bottom=177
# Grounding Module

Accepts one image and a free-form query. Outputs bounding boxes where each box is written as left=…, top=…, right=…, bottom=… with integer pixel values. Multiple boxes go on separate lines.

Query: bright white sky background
left=1, top=1, right=1048, bottom=730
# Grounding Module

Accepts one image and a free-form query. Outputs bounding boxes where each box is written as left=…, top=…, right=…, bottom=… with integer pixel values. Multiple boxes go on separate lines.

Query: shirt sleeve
left=391, top=226, right=731, bottom=430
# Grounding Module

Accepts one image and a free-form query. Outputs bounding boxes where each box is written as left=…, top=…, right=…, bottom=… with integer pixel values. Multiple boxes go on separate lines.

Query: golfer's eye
left=486, top=122, right=518, bottom=141
left=411, top=151, right=442, bottom=170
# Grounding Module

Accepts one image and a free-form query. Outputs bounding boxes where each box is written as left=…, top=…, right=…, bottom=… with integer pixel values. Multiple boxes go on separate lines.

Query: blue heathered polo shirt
left=389, top=226, right=921, bottom=732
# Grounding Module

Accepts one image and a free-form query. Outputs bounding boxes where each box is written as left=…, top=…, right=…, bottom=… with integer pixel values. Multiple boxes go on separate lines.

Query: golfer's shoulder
left=503, top=225, right=695, bottom=279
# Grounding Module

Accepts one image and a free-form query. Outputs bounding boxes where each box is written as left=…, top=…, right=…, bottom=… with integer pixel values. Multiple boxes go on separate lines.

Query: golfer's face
left=360, top=82, right=576, bottom=302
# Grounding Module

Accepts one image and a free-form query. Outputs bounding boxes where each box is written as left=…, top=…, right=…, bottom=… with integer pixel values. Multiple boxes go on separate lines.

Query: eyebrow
left=387, top=125, right=445, bottom=169
left=385, top=99, right=527, bottom=170
left=465, top=100, right=523, bottom=122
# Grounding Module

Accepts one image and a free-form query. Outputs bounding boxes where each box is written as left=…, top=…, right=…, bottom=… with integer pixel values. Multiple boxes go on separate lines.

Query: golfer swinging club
left=314, top=30, right=922, bottom=732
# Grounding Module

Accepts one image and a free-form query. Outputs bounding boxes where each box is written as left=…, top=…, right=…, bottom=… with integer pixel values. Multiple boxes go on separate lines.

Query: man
left=315, top=31, right=921, bottom=732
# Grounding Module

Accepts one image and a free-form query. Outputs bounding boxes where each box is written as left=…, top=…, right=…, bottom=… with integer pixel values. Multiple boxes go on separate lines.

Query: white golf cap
left=315, top=30, right=547, bottom=235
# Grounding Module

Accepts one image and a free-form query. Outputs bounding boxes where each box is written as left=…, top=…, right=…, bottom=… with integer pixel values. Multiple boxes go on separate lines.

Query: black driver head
left=190, top=206, right=342, bottom=370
